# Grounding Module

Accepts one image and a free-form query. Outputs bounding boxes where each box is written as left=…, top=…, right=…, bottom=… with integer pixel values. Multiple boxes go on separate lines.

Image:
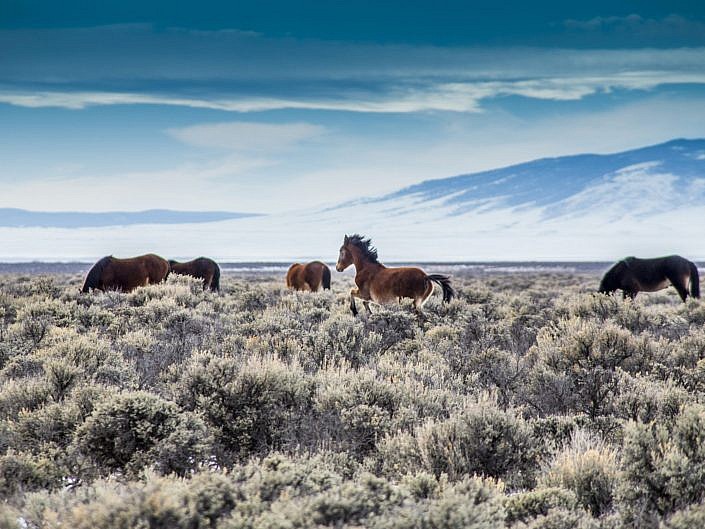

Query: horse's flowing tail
left=212, top=265, right=221, bottom=292
left=322, top=265, right=331, bottom=290
left=690, top=261, right=700, bottom=298
left=427, top=274, right=455, bottom=303
left=81, top=256, right=111, bottom=293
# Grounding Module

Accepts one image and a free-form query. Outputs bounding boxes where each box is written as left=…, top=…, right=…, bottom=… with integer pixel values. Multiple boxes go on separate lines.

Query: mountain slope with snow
left=351, top=138, right=705, bottom=218
left=1, top=139, right=704, bottom=261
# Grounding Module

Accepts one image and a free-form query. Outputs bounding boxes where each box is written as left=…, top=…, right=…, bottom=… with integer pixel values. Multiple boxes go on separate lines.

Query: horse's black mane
left=82, top=255, right=112, bottom=292
left=347, top=234, right=378, bottom=263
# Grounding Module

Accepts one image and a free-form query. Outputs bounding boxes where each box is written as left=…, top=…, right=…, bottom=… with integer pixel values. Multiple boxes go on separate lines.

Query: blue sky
left=2, top=1, right=705, bottom=214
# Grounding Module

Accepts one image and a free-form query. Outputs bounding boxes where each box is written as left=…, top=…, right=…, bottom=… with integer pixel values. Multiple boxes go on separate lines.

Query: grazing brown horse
left=169, top=257, right=221, bottom=291
left=335, top=234, right=454, bottom=315
left=599, top=255, right=700, bottom=302
left=81, top=254, right=170, bottom=293
left=286, top=261, right=331, bottom=292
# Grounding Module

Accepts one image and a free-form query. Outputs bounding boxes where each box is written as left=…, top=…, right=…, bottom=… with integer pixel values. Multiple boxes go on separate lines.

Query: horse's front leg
left=350, top=288, right=360, bottom=316
left=363, top=301, right=372, bottom=313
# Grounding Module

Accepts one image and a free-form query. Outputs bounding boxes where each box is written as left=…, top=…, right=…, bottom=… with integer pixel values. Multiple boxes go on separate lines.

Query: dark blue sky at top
left=4, top=0, right=705, bottom=47
left=2, top=0, right=705, bottom=215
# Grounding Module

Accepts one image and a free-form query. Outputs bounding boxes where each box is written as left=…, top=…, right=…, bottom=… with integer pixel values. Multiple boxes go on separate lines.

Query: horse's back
left=114, top=253, right=168, bottom=290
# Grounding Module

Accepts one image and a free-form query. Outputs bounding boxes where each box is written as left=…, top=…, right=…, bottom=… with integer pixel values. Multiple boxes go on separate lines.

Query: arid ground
left=0, top=267, right=704, bottom=528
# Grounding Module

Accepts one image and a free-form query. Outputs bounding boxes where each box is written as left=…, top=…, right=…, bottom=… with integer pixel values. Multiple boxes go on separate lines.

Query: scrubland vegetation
left=0, top=270, right=704, bottom=528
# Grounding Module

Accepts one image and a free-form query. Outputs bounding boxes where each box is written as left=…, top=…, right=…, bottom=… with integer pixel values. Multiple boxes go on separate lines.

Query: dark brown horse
left=169, top=257, right=221, bottom=291
left=599, top=255, right=700, bottom=302
left=335, top=234, right=454, bottom=315
left=81, top=254, right=170, bottom=293
left=286, top=261, right=331, bottom=292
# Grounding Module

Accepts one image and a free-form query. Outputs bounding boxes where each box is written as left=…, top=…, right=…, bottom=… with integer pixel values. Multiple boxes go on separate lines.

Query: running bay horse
left=81, top=254, right=170, bottom=293
left=286, top=261, right=331, bottom=292
left=599, top=255, right=700, bottom=302
left=169, top=257, right=221, bottom=291
left=335, top=234, right=454, bottom=315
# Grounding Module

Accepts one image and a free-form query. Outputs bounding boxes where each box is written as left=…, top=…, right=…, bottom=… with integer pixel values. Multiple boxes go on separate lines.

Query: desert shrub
left=0, top=450, right=63, bottom=498
left=529, top=415, right=624, bottom=459
left=0, top=355, right=44, bottom=380
left=505, top=487, right=579, bottom=525
left=512, top=507, right=600, bottom=529
left=305, top=473, right=406, bottom=527
left=667, top=329, right=705, bottom=369
left=367, top=431, right=423, bottom=478
left=11, top=400, right=84, bottom=453
left=523, top=318, right=659, bottom=417
left=21, top=470, right=239, bottom=529
left=680, top=297, right=705, bottom=326
left=612, top=371, right=687, bottom=424
left=619, top=403, right=705, bottom=527
left=73, top=302, right=115, bottom=330
left=235, top=285, right=281, bottom=313
left=233, top=452, right=347, bottom=505
left=662, top=502, right=705, bottom=529
left=405, top=476, right=506, bottom=529
left=539, top=430, right=618, bottom=516
left=174, top=354, right=314, bottom=461
left=44, top=359, right=82, bottom=401
left=400, top=471, right=441, bottom=500
left=44, top=330, right=138, bottom=389
left=416, top=400, right=538, bottom=487
left=128, top=307, right=213, bottom=385
left=16, top=310, right=52, bottom=348
left=74, top=390, right=211, bottom=476
left=0, top=378, right=51, bottom=419
left=311, top=314, right=377, bottom=369
left=315, top=370, right=410, bottom=456
left=363, top=307, right=419, bottom=353
left=446, top=312, right=537, bottom=405
left=559, top=293, right=650, bottom=332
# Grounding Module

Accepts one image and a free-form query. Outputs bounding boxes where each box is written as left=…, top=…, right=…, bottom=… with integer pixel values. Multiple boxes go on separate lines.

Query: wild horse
left=335, top=234, right=454, bottom=315
left=169, top=257, right=221, bottom=291
left=286, top=261, right=331, bottom=292
left=599, top=255, right=700, bottom=302
left=82, top=254, right=170, bottom=293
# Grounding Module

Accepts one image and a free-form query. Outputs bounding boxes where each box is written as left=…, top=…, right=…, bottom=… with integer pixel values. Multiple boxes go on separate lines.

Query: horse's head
left=336, top=235, right=353, bottom=272
left=168, top=260, right=177, bottom=271
left=598, top=262, right=622, bottom=294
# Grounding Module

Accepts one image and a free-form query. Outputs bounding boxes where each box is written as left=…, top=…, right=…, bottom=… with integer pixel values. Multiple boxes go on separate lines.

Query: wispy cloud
left=167, top=122, right=326, bottom=151
left=2, top=71, right=705, bottom=113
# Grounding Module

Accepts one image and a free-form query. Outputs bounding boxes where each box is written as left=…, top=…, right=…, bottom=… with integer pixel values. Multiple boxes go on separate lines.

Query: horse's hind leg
left=665, top=272, right=689, bottom=302
left=672, top=280, right=689, bottom=302
left=411, top=283, right=434, bottom=322
left=415, top=281, right=434, bottom=310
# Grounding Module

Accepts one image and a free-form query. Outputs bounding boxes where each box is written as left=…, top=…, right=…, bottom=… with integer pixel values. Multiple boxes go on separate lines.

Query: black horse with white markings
left=599, top=255, right=700, bottom=302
